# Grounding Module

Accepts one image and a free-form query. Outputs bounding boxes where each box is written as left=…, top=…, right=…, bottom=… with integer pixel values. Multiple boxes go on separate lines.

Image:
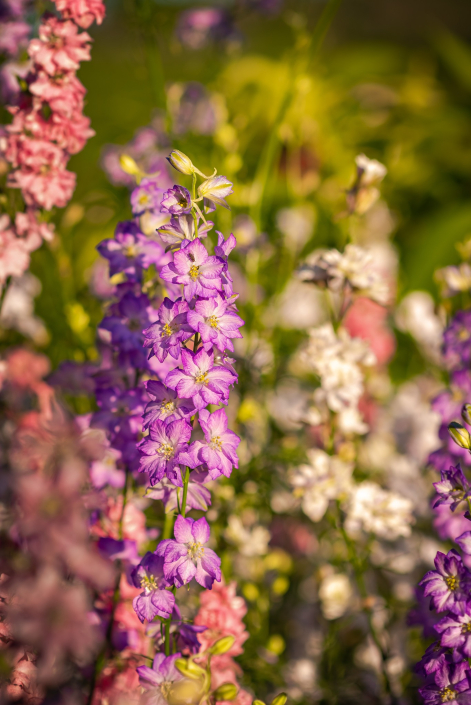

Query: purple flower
left=184, top=408, right=240, bottom=479
left=444, top=311, right=471, bottom=371
left=419, top=661, right=471, bottom=705
left=146, top=604, right=207, bottom=655
left=92, top=386, right=145, bottom=438
left=138, top=419, right=192, bottom=486
left=157, top=214, right=213, bottom=248
left=432, top=370, right=471, bottom=425
left=417, top=642, right=450, bottom=676
left=147, top=468, right=211, bottom=513
left=97, top=221, right=165, bottom=281
left=156, top=515, right=221, bottom=589
left=420, top=550, right=471, bottom=614
left=214, top=230, right=237, bottom=296
left=98, top=290, right=156, bottom=368
left=456, top=532, right=471, bottom=555
left=434, top=465, right=471, bottom=513
left=137, top=652, right=183, bottom=705
left=176, top=8, right=234, bottom=50
left=130, top=177, right=164, bottom=216
left=143, top=297, right=193, bottom=363
left=142, top=380, right=195, bottom=428
left=436, top=606, right=471, bottom=659
left=165, top=348, right=237, bottom=410
left=161, top=185, right=192, bottom=215
left=187, top=293, right=244, bottom=352
left=160, top=238, right=224, bottom=301
left=130, top=552, right=175, bottom=623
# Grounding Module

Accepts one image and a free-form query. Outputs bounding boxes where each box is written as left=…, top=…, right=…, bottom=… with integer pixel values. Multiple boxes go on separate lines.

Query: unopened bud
left=449, top=422, right=471, bottom=450
left=253, top=701, right=266, bottom=705
left=119, top=154, right=141, bottom=177
left=174, top=658, right=206, bottom=680
left=212, top=683, right=238, bottom=701
left=462, top=404, right=471, bottom=426
left=209, top=635, right=235, bottom=656
left=271, top=694, right=288, bottom=705
left=167, top=150, right=195, bottom=176
left=167, top=678, right=204, bottom=705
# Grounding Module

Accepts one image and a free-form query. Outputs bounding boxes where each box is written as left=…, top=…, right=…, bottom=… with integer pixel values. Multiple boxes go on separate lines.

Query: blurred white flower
left=344, top=482, right=414, bottom=540
left=435, top=263, right=471, bottom=297
left=284, top=658, right=317, bottom=699
left=355, top=154, right=387, bottom=186
left=319, top=573, right=353, bottom=620
left=224, top=515, right=271, bottom=556
left=277, top=205, right=315, bottom=251
left=290, top=449, right=353, bottom=522
left=395, top=291, right=443, bottom=363
left=0, top=274, right=48, bottom=344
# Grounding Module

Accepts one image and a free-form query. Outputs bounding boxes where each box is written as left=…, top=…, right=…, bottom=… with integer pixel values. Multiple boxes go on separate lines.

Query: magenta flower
left=142, top=381, right=194, bottom=428
left=443, top=310, right=471, bottom=371
left=184, top=408, right=240, bottom=479
left=419, top=662, right=471, bottom=705
left=187, top=293, right=244, bottom=352
left=138, top=419, right=192, bottom=486
left=143, top=297, right=193, bottom=363
left=131, top=552, right=175, bottom=623
left=420, top=550, right=471, bottom=614
left=160, top=238, right=224, bottom=301
left=97, top=220, right=165, bottom=281
left=157, top=213, right=213, bottom=248
left=131, top=176, right=164, bottom=215
left=433, top=465, right=471, bottom=513
left=165, top=348, right=237, bottom=410
left=137, top=653, right=183, bottom=705
left=214, top=230, right=236, bottom=295
left=147, top=468, right=211, bottom=513
left=156, top=515, right=221, bottom=589
left=435, top=607, right=471, bottom=658
left=457, top=532, right=471, bottom=555
left=418, top=642, right=449, bottom=676
left=161, top=185, right=192, bottom=215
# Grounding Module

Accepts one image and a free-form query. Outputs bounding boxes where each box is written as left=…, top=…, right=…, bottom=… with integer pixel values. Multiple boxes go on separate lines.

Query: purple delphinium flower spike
left=143, top=297, right=193, bottom=362
left=138, top=419, right=192, bottom=486
left=165, top=348, right=237, bottom=410
left=186, top=293, right=244, bottom=352
left=97, top=220, right=165, bottom=281
left=130, top=177, right=164, bottom=216
left=131, top=552, right=175, bottom=622
left=157, top=213, right=213, bottom=248
left=156, top=515, right=221, bottom=589
left=183, top=408, right=240, bottom=479
left=443, top=311, right=471, bottom=370
left=142, top=380, right=194, bottom=428
left=432, top=370, right=471, bottom=425
left=420, top=550, right=471, bottom=614
left=433, top=465, right=471, bottom=513
left=214, top=230, right=237, bottom=296
left=147, top=468, right=211, bottom=513
left=419, top=661, right=471, bottom=705
left=137, top=652, right=183, bottom=704
left=161, top=185, right=192, bottom=215
left=160, top=238, right=224, bottom=301
left=435, top=605, right=471, bottom=659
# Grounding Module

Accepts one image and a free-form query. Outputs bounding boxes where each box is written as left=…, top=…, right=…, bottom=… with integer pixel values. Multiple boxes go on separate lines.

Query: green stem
left=191, top=173, right=199, bottom=238
left=164, top=620, right=171, bottom=656
left=181, top=467, right=190, bottom=518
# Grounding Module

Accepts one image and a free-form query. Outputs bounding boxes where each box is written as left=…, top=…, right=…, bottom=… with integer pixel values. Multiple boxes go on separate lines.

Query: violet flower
left=418, top=642, right=450, bottom=676
left=143, top=297, right=193, bottom=362
left=97, top=220, right=165, bottom=281
left=165, top=348, right=237, bottom=410
left=433, top=465, right=471, bottom=513
left=420, top=550, right=471, bottom=614
left=419, top=661, right=471, bottom=705
left=214, top=230, right=236, bottom=295
left=184, top=408, right=240, bottom=479
left=187, top=293, right=244, bottom=352
left=142, top=380, right=194, bottom=428
left=160, top=238, right=224, bottom=301
left=130, top=552, right=175, bottom=623
left=161, top=185, right=192, bottom=215
left=444, top=311, right=471, bottom=370
left=156, top=515, right=221, bottom=589
left=432, top=370, right=471, bottom=425
left=457, top=532, right=471, bottom=555
left=147, top=468, right=211, bottom=513
left=130, top=177, right=164, bottom=216
left=435, top=606, right=471, bottom=659
left=157, top=213, right=213, bottom=248
left=136, top=653, right=183, bottom=705
left=138, top=419, right=192, bottom=486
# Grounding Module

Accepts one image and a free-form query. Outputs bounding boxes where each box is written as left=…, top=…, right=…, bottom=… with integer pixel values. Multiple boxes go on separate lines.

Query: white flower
left=224, top=515, right=271, bottom=556
left=395, top=291, right=443, bottom=363
left=290, top=449, right=353, bottom=522
left=319, top=573, right=353, bottom=620
left=344, top=481, right=414, bottom=540
left=355, top=154, right=387, bottom=186
left=435, top=263, right=471, bottom=298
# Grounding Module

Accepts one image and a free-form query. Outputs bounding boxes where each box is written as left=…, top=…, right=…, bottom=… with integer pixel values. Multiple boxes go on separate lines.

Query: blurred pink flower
left=28, top=17, right=91, bottom=75
left=343, top=296, right=395, bottom=366
left=53, top=0, right=105, bottom=29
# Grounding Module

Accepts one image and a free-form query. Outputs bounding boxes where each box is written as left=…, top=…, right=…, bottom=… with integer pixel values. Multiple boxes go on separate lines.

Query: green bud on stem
left=462, top=404, right=471, bottom=427
left=208, top=635, right=235, bottom=655
left=271, top=694, right=288, bottom=705
left=449, top=421, right=471, bottom=450
left=212, top=683, right=238, bottom=701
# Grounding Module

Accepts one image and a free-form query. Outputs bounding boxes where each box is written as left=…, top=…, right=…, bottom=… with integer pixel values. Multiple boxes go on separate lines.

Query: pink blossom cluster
left=0, top=0, right=104, bottom=286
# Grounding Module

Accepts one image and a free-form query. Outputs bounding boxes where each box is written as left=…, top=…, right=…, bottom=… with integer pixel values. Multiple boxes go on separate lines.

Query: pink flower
left=28, top=17, right=91, bottom=76
left=15, top=210, right=55, bottom=250
left=194, top=580, right=248, bottom=657
left=53, top=0, right=106, bottom=29
left=0, top=215, right=30, bottom=283
left=29, top=73, right=86, bottom=117
left=343, top=297, right=395, bottom=366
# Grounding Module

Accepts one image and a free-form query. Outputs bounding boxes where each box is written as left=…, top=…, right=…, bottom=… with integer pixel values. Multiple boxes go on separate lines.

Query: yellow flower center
left=195, top=371, right=208, bottom=385
left=189, top=264, right=200, bottom=281
left=210, top=436, right=222, bottom=451
left=139, top=193, right=149, bottom=205
left=158, top=443, right=174, bottom=459
left=162, top=323, right=173, bottom=338
left=208, top=315, right=219, bottom=329
left=124, top=244, right=137, bottom=258
left=445, top=575, right=458, bottom=591
left=161, top=399, right=176, bottom=413
left=458, top=328, right=470, bottom=341
left=462, top=622, right=471, bottom=633
left=140, top=574, right=158, bottom=594
left=441, top=688, right=456, bottom=703
left=187, top=541, right=204, bottom=561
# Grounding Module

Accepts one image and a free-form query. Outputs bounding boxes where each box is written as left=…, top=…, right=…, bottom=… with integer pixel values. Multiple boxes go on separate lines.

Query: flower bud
left=212, top=683, right=238, bottom=701
left=271, top=695, right=288, bottom=705
left=449, top=422, right=471, bottom=450
left=253, top=701, right=266, bottom=705
left=197, top=175, right=234, bottom=209
left=119, top=154, right=141, bottom=177
left=167, top=679, right=204, bottom=705
left=167, top=150, right=195, bottom=176
left=174, top=658, right=206, bottom=680
left=208, top=635, right=235, bottom=655
left=462, top=404, right=471, bottom=426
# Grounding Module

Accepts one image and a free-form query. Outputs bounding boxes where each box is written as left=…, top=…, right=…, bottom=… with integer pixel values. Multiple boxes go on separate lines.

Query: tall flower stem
left=181, top=467, right=190, bottom=518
